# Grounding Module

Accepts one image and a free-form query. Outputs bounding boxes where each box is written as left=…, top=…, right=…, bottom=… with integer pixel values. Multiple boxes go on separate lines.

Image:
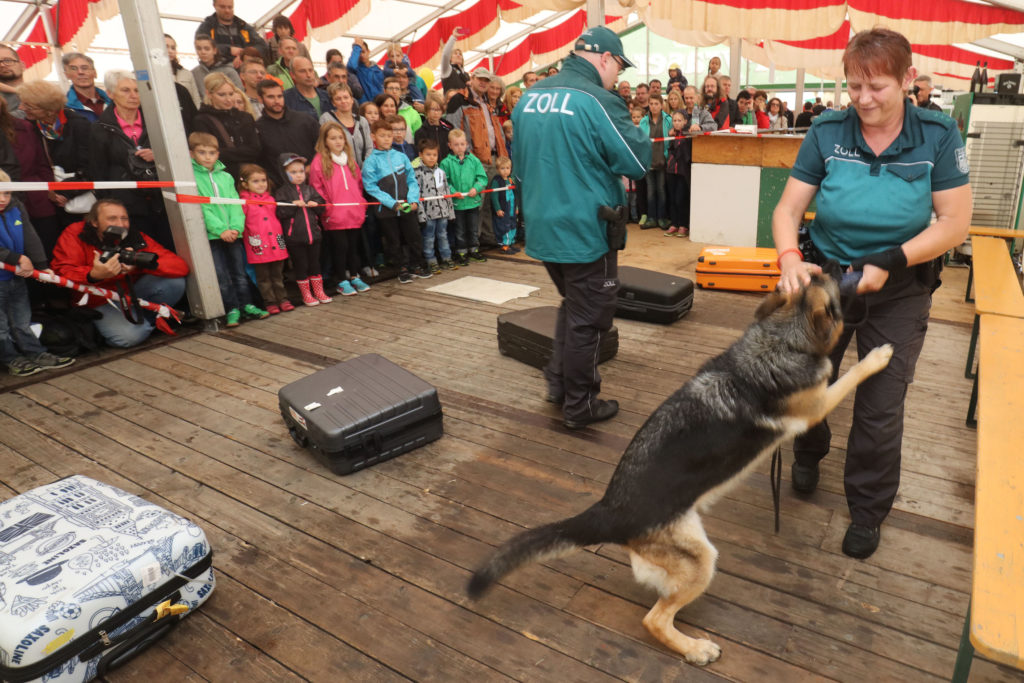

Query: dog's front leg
left=814, top=343, right=894, bottom=421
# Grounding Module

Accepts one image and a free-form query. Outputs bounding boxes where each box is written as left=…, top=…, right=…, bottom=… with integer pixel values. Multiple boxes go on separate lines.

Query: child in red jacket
left=309, top=123, right=371, bottom=296
left=239, top=165, right=292, bottom=313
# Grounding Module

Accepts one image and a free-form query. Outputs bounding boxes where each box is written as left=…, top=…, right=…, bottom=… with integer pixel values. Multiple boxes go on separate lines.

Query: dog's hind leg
left=629, top=510, right=722, bottom=666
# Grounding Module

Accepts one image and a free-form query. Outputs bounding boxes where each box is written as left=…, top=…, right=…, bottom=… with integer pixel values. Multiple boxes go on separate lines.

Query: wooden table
left=964, top=227, right=1024, bottom=303
left=962, top=237, right=1024, bottom=422
left=952, top=315, right=1024, bottom=681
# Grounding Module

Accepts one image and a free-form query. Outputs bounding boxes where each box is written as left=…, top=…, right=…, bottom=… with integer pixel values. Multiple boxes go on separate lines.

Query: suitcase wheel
left=288, top=425, right=309, bottom=448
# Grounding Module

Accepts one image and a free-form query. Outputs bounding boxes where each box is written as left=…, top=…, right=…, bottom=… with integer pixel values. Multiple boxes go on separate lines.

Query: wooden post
left=586, top=0, right=605, bottom=27
left=117, top=0, right=224, bottom=322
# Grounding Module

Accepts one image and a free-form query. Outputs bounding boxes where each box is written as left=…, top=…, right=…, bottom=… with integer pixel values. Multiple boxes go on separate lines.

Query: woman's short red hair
left=842, top=28, right=913, bottom=82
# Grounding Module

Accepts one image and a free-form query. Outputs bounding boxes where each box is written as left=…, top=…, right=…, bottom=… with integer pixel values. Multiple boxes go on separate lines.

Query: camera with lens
left=909, top=85, right=920, bottom=96
left=99, top=226, right=158, bottom=269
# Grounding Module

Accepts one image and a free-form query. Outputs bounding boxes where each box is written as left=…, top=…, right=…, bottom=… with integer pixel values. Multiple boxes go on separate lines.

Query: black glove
left=851, top=246, right=907, bottom=274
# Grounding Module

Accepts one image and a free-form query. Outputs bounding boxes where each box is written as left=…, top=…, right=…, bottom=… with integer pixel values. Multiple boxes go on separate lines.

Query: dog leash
left=769, top=447, right=782, bottom=533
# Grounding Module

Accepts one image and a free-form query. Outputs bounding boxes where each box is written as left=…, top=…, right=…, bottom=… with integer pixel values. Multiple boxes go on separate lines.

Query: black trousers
left=543, top=250, right=619, bottom=420
left=793, top=274, right=932, bottom=527
left=666, top=171, right=690, bottom=228
left=326, top=229, right=362, bottom=280
left=289, top=241, right=322, bottom=280
left=378, top=211, right=424, bottom=271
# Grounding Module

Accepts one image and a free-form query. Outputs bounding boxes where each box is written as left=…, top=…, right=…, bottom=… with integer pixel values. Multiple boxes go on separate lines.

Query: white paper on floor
left=426, top=276, right=539, bottom=304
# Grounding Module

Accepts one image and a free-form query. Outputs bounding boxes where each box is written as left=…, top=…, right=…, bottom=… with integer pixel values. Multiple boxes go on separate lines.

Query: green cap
left=574, top=26, right=634, bottom=69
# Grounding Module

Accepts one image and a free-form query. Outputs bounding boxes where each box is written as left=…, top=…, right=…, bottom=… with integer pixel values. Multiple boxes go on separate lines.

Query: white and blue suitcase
left=0, top=476, right=215, bottom=683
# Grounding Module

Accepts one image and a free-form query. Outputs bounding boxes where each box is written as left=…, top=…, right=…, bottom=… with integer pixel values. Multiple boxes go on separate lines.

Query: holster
left=599, top=205, right=628, bottom=251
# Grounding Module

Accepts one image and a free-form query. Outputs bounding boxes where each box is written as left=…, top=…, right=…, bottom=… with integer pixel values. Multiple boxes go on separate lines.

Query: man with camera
left=51, top=199, right=189, bottom=348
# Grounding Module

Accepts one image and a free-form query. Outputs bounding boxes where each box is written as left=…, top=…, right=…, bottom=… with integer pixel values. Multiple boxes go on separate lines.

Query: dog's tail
left=467, top=503, right=614, bottom=599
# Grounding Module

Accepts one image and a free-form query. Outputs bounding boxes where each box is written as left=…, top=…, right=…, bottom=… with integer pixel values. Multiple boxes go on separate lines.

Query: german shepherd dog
left=468, top=270, right=893, bottom=665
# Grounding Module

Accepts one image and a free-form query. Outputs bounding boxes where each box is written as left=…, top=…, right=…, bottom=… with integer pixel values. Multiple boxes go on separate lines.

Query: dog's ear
left=804, top=284, right=838, bottom=342
left=820, top=258, right=843, bottom=284
left=755, top=289, right=789, bottom=321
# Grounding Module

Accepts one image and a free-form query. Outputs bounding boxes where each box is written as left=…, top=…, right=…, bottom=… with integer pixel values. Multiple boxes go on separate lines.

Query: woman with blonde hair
left=501, top=86, right=522, bottom=120
left=192, top=72, right=262, bottom=177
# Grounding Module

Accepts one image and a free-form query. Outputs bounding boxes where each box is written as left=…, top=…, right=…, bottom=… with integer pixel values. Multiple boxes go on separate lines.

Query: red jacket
left=51, top=221, right=189, bottom=307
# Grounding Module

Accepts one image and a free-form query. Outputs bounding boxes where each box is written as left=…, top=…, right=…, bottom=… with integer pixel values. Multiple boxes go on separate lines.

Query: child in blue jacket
left=489, top=156, right=518, bottom=254
left=362, top=119, right=430, bottom=283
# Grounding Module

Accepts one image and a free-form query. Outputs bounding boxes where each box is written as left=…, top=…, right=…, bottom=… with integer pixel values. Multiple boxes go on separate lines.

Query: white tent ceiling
left=2, top=0, right=1022, bottom=86
left=1, top=0, right=619, bottom=81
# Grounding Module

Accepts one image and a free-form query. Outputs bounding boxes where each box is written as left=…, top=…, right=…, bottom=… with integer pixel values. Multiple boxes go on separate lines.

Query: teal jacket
left=512, top=55, right=651, bottom=263
left=639, top=112, right=672, bottom=161
left=192, top=157, right=244, bottom=240
left=440, top=153, right=487, bottom=210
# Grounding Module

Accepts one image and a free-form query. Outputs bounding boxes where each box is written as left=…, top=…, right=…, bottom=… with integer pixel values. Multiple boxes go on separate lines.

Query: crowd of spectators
left=0, top=4, right=943, bottom=367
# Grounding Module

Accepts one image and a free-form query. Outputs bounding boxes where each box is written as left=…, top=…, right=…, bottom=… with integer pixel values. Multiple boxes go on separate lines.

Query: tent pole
left=730, top=37, right=740, bottom=88
left=646, top=25, right=650, bottom=83
left=117, top=0, right=225, bottom=324
left=37, top=4, right=66, bottom=90
left=796, top=68, right=805, bottom=110
left=3, top=5, right=39, bottom=42
left=586, top=0, right=605, bottom=28
left=834, top=80, right=842, bottom=107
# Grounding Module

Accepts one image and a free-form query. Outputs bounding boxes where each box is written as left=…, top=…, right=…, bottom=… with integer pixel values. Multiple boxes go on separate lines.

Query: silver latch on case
left=99, top=630, right=111, bottom=646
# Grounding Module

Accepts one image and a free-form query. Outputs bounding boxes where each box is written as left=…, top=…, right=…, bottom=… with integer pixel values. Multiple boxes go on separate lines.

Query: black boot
left=564, top=399, right=618, bottom=430
left=842, top=523, right=881, bottom=559
left=791, top=461, right=820, bottom=494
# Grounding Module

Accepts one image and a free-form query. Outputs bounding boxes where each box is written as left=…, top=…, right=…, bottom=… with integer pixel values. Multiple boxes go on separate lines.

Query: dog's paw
left=684, top=638, right=721, bottom=666
left=864, top=344, right=894, bottom=373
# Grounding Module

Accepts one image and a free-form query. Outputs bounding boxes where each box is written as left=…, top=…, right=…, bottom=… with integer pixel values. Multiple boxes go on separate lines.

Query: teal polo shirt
left=791, top=103, right=969, bottom=263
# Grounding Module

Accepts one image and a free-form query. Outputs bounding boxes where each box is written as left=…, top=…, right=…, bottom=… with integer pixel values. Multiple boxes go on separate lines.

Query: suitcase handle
left=80, top=594, right=188, bottom=663
left=95, top=618, right=180, bottom=676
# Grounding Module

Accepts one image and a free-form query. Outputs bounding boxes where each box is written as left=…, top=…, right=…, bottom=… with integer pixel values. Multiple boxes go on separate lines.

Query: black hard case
left=278, top=354, right=443, bottom=475
left=616, top=266, right=695, bottom=323
left=497, top=306, right=618, bottom=369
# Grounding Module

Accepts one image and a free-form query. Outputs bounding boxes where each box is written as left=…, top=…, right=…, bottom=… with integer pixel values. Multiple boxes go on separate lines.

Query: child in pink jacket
left=239, top=164, right=292, bottom=313
left=310, top=122, right=370, bottom=296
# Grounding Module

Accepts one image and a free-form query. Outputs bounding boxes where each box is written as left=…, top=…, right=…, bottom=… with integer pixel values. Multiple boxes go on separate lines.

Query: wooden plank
left=969, top=227, right=1024, bottom=240
left=3, top=383, right=648, bottom=682
left=972, top=237, right=1024, bottom=318
left=972, top=315, right=1024, bottom=670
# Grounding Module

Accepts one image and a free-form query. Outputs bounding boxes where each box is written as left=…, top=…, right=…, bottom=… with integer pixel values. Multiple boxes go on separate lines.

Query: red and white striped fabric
left=161, top=186, right=515, bottom=209
left=464, top=11, right=628, bottom=87
left=0, top=181, right=196, bottom=192
left=0, top=262, right=183, bottom=327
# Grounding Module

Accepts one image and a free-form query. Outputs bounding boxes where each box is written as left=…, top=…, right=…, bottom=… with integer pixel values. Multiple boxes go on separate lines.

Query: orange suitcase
left=696, top=247, right=781, bottom=292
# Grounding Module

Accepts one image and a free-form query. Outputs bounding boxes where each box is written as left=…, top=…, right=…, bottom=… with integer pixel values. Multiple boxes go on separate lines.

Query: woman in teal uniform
left=772, top=28, right=972, bottom=559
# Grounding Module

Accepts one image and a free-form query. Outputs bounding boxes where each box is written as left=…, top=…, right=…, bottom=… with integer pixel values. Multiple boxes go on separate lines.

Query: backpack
left=36, top=308, right=104, bottom=357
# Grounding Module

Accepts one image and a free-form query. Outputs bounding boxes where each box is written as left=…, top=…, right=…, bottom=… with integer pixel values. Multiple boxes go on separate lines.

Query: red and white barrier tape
left=0, top=180, right=197, bottom=192
left=0, top=262, right=183, bottom=333
left=162, top=185, right=516, bottom=209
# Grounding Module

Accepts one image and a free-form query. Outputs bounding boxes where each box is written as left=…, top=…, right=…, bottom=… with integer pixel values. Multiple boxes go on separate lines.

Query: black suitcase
left=616, top=266, right=694, bottom=323
left=279, top=354, right=443, bottom=475
left=497, top=306, right=618, bottom=369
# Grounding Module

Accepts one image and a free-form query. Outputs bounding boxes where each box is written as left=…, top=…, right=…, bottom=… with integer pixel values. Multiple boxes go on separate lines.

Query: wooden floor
left=1, top=231, right=1020, bottom=682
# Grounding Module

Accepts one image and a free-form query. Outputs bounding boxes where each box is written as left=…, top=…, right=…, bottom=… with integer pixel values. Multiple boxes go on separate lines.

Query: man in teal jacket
left=512, top=25, right=651, bottom=429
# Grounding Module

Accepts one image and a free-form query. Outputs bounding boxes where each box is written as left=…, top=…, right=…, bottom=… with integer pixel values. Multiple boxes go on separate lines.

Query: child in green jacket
left=439, top=129, right=487, bottom=266
left=190, top=132, right=267, bottom=327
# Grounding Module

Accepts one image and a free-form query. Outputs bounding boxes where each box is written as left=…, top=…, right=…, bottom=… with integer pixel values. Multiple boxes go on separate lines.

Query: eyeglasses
left=0, top=58, right=20, bottom=66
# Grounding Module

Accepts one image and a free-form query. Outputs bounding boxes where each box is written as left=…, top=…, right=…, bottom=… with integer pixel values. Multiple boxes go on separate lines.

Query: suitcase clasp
left=154, top=600, right=189, bottom=621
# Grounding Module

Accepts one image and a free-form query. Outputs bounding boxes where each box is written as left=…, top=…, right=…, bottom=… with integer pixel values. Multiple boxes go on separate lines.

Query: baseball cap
left=472, top=66, right=495, bottom=80
left=279, top=152, right=308, bottom=167
left=574, top=26, right=634, bottom=69
left=669, top=63, right=680, bottom=71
